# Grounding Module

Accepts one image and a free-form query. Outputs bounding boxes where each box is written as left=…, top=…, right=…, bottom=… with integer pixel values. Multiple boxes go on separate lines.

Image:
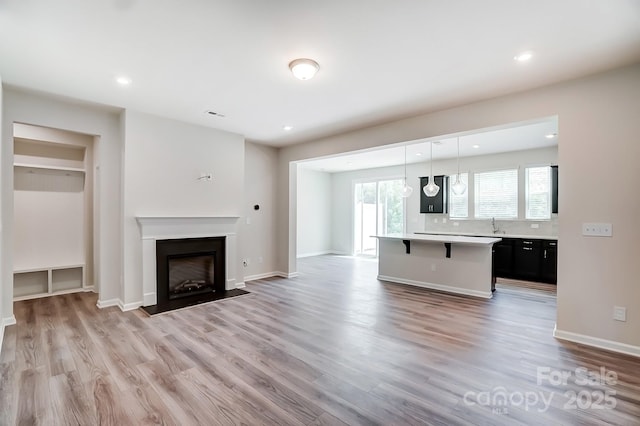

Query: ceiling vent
left=205, top=110, right=225, bottom=118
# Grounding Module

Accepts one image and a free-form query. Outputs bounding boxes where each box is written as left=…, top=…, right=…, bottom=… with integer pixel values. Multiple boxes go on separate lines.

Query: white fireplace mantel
left=136, top=216, right=240, bottom=306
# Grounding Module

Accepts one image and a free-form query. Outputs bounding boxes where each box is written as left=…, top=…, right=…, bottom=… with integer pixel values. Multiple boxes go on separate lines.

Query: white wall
left=241, top=142, right=278, bottom=280
left=297, top=168, right=332, bottom=257
left=0, top=75, right=5, bottom=343
left=122, top=110, right=244, bottom=306
left=1, top=88, right=122, bottom=319
left=277, top=63, right=640, bottom=354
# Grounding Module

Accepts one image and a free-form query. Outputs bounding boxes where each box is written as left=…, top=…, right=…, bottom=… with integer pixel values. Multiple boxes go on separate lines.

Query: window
left=526, top=166, right=551, bottom=220
left=474, top=169, right=518, bottom=219
left=449, top=172, right=468, bottom=218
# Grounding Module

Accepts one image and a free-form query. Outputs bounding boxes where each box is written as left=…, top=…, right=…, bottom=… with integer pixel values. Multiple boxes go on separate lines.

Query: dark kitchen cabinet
left=493, top=238, right=515, bottom=277
left=514, top=239, right=542, bottom=281
left=551, top=165, right=558, bottom=214
left=419, top=175, right=448, bottom=214
left=540, top=240, right=558, bottom=284
left=493, top=237, right=558, bottom=284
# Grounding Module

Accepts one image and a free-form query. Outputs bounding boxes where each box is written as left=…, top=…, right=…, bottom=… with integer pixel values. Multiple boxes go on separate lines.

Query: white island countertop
left=375, top=233, right=502, bottom=246
left=415, top=231, right=557, bottom=240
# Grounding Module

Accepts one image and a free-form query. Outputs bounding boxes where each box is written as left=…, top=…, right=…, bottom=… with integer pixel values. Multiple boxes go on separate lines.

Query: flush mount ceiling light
left=472, top=144, right=480, bottom=149
left=289, top=58, right=319, bottom=80
left=451, top=137, right=467, bottom=195
left=283, top=125, right=293, bottom=131
left=545, top=133, right=557, bottom=139
left=401, top=146, right=413, bottom=198
left=514, top=51, right=534, bottom=62
left=423, top=142, right=440, bottom=197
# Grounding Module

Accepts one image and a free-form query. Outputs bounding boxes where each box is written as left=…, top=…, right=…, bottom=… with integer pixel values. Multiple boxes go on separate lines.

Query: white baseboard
left=1, top=316, right=17, bottom=353
left=297, top=250, right=333, bottom=259
left=118, top=300, right=143, bottom=312
left=274, top=271, right=299, bottom=279
left=553, top=326, right=640, bottom=358
left=377, top=275, right=493, bottom=299
left=244, top=271, right=279, bottom=282
left=143, top=292, right=156, bottom=307
left=235, top=281, right=246, bottom=288
left=96, top=298, right=119, bottom=309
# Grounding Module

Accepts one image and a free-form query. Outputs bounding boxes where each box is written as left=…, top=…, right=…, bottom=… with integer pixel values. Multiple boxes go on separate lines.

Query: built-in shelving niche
left=13, top=125, right=95, bottom=301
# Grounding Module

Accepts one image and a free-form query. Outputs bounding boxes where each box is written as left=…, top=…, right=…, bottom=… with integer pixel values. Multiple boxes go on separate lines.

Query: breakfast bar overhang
left=375, top=234, right=502, bottom=299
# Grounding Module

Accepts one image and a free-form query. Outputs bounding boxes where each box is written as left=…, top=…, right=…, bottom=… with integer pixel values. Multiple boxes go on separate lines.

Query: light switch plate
left=582, top=223, right=613, bottom=237
left=613, top=306, right=627, bottom=322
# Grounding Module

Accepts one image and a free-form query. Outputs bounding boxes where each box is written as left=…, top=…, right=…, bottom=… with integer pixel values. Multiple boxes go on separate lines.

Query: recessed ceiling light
left=416, top=152, right=422, bottom=156
left=289, top=58, right=320, bottom=80
left=514, top=51, right=534, bottom=62
left=545, top=133, right=557, bottom=139
left=347, top=161, right=353, bottom=165
left=283, top=125, right=293, bottom=131
left=472, top=144, right=480, bottom=149
left=116, top=76, right=132, bottom=85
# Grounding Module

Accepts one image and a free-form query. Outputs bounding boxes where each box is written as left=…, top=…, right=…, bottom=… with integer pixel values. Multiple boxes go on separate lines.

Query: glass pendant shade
left=423, top=180, right=440, bottom=197
left=452, top=175, right=467, bottom=195
left=401, top=146, right=413, bottom=198
left=401, top=181, right=413, bottom=197
left=423, top=142, right=440, bottom=197
left=451, top=137, right=467, bottom=195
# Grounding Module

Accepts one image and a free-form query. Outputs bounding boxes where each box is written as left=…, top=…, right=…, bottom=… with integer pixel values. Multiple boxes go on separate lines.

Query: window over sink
left=474, top=169, right=518, bottom=219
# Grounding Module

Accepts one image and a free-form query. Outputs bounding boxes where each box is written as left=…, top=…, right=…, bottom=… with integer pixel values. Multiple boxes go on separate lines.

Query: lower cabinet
left=493, top=238, right=557, bottom=284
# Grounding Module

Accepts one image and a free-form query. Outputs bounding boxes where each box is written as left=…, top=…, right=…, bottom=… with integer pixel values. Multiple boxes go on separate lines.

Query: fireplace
left=136, top=216, right=248, bottom=315
left=153, top=236, right=227, bottom=310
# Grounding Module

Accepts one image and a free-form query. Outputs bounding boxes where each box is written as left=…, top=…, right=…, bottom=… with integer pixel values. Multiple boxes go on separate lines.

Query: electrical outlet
left=246, top=217, right=251, bottom=225
left=582, top=223, right=613, bottom=237
left=431, top=264, right=436, bottom=271
left=531, top=223, right=539, bottom=229
left=434, top=218, right=439, bottom=223
left=613, top=306, right=626, bottom=322
left=442, top=218, right=447, bottom=224
left=453, top=222, right=459, bottom=227
left=258, top=256, right=263, bottom=264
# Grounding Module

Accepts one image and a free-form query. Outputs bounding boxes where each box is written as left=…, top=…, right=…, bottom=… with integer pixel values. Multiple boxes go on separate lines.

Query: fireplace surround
left=136, top=216, right=247, bottom=314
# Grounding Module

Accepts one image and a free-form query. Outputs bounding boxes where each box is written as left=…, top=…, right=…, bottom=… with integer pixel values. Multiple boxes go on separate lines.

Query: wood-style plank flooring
left=1, top=255, right=639, bottom=425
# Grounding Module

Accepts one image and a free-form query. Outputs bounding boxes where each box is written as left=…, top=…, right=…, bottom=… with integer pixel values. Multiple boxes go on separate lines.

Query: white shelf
left=14, top=265, right=85, bottom=300
left=14, top=163, right=85, bottom=173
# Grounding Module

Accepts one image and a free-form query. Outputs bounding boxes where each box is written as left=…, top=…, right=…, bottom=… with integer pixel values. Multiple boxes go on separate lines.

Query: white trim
left=377, top=275, right=493, bottom=299
left=1, top=316, right=17, bottom=353
left=553, top=326, right=640, bottom=358
left=235, top=281, right=246, bottom=289
left=13, top=286, right=94, bottom=302
left=297, top=250, right=333, bottom=258
left=96, top=298, right=119, bottom=309
left=275, top=271, right=300, bottom=279
left=244, top=271, right=279, bottom=282
left=118, top=300, right=143, bottom=312
left=143, top=292, right=157, bottom=306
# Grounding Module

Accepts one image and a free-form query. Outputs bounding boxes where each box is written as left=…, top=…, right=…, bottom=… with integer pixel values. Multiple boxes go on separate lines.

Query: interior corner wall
left=240, top=142, right=278, bottom=279
left=1, top=88, right=123, bottom=316
left=0, top=75, right=5, bottom=334
left=276, top=63, right=640, bottom=351
left=296, top=168, right=332, bottom=257
left=121, top=110, right=244, bottom=306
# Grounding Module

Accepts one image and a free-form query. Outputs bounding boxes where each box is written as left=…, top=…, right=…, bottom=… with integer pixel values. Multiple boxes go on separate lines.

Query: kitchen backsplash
left=420, top=215, right=558, bottom=237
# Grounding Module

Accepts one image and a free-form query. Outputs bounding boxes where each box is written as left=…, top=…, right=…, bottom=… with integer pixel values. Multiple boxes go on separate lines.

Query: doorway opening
left=354, top=179, right=404, bottom=257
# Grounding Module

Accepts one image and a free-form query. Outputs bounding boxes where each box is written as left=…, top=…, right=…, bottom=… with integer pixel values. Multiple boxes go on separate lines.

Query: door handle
left=523, top=247, right=533, bottom=251
left=544, top=249, right=547, bottom=259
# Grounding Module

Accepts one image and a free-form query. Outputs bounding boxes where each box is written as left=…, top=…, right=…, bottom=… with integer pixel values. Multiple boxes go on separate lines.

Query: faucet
left=491, top=217, right=504, bottom=234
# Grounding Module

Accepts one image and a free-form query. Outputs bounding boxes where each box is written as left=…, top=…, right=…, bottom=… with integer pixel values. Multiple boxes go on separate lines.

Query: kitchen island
left=375, top=233, right=502, bottom=299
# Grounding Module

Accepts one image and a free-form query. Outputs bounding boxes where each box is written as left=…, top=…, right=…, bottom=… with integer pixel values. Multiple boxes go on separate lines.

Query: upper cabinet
left=419, top=175, right=449, bottom=214
left=551, top=165, right=558, bottom=214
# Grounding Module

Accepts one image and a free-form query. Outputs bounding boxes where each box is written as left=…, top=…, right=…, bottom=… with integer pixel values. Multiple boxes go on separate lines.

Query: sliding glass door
left=354, top=179, right=404, bottom=256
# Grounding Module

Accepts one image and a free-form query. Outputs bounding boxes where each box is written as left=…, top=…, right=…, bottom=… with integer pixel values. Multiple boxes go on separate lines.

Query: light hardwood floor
left=1, top=255, right=639, bottom=425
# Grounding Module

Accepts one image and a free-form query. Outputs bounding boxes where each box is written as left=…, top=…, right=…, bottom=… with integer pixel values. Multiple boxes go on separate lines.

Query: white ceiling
left=1, top=1, right=639, bottom=147
left=298, top=119, right=558, bottom=172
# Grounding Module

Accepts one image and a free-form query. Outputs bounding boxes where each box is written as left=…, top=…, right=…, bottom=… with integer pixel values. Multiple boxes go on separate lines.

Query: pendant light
left=451, top=136, right=467, bottom=195
left=401, top=146, right=413, bottom=198
left=423, top=142, right=440, bottom=197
